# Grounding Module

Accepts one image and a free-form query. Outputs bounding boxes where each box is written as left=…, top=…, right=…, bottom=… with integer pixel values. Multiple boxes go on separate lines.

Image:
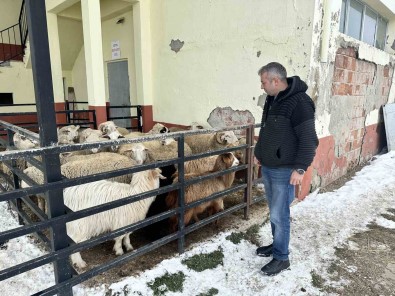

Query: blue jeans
left=261, top=166, right=295, bottom=261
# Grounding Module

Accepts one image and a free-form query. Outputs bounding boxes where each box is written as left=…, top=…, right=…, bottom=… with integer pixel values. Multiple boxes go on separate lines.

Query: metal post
left=137, top=105, right=143, bottom=132
left=6, top=129, right=23, bottom=225
left=25, top=1, right=73, bottom=294
left=177, top=134, right=185, bottom=253
left=243, top=125, right=254, bottom=219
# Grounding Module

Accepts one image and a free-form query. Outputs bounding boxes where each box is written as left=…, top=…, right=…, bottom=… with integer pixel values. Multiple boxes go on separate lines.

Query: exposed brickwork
left=314, top=47, right=393, bottom=190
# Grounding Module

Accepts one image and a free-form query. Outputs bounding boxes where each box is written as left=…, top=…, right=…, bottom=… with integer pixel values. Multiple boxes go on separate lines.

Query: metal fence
left=0, top=120, right=263, bottom=295
left=106, top=104, right=143, bottom=132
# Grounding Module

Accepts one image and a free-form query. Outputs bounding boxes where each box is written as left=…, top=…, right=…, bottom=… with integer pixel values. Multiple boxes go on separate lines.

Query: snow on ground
left=1, top=152, right=395, bottom=296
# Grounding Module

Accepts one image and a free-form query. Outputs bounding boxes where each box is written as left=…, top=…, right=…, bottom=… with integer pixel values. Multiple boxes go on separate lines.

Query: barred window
left=340, top=0, right=388, bottom=50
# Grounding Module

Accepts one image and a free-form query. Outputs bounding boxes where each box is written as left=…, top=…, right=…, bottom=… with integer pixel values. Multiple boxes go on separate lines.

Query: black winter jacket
left=254, top=76, right=318, bottom=171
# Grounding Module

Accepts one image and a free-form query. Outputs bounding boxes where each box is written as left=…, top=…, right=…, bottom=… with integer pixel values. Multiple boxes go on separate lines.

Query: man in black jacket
left=254, top=62, right=318, bottom=276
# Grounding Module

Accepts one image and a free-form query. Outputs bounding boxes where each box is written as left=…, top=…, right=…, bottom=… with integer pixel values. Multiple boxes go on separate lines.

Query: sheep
left=118, top=138, right=193, bottom=164
left=229, top=138, right=260, bottom=181
left=142, top=154, right=222, bottom=240
left=117, top=142, right=148, bottom=165
left=22, top=153, right=139, bottom=212
left=13, top=133, right=39, bottom=149
left=147, top=123, right=169, bottom=134
left=23, top=152, right=138, bottom=186
left=142, top=164, right=177, bottom=240
left=0, top=133, right=39, bottom=189
left=168, top=122, right=205, bottom=132
left=184, top=155, right=218, bottom=174
left=184, top=131, right=239, bottom=154
left=116, top=126, right=130, bottom=136
left=65, top=168, right=166, bottom=269
left=57, top=125, right=80, bottom=145
left=98, top=121, right=124, bottom=140
left=166, top=152, right=239, bottom=232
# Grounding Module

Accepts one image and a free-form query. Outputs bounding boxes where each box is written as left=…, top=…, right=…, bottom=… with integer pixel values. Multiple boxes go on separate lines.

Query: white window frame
left=341, top=0, right=388, bottom=50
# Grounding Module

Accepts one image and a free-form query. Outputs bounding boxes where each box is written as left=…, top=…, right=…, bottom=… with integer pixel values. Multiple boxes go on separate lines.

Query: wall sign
left=111, top=40, right=121, bottom=60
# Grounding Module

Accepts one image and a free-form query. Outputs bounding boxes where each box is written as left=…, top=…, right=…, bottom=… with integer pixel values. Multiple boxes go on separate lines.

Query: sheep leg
left=70, top=252, right=87, bottom=269
left=122, top=233, right=133, bottom=252
left=192, top=212, right=200, bottom=222
left=184, top=210, right=194, bottom=227
left=113, top=235, right=125, bottom=256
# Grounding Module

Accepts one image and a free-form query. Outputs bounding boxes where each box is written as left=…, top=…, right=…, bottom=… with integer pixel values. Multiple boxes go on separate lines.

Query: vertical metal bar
left=137, top=105, right=142, bottom=132
left=13, top=26, right=17, bottom=57
left=1, top=32, right=4, bottom=62
left=177, top=134, right=185, bottom=253
left=25, top=1, right=73, bottom=295
left=92, top=110, right=97, bottom=129
left=8, top=28, right=11, bottom=60
left=243, top=125, right=253, bottom=219
left=6, top=129, right=23, bottom=226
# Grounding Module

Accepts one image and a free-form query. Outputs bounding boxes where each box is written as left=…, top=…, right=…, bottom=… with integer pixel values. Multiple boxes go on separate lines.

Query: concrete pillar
left=47, top=12, right=67, bottom=124
left=133, top=0, right=153, bottom=131
left=81, top=0, right=107, bottom=124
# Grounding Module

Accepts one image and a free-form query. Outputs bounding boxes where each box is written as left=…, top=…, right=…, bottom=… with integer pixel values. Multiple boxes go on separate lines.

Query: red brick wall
left=311, top=47, right=391, bottom=190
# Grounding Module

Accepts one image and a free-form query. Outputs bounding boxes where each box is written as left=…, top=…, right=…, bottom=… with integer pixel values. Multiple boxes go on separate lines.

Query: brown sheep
left=166, top=152, right=239, bottom=232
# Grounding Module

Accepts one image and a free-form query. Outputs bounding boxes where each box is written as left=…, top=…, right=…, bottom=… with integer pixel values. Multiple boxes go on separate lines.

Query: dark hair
left=258, top=62, right=287, bottom=82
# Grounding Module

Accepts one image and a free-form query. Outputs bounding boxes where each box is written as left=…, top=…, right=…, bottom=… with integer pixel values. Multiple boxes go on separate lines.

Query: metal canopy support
left=25, top=1, right=73, bottom=295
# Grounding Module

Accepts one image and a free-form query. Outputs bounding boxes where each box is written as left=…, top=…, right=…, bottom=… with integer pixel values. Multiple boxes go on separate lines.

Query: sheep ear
left=75, top=125, right=80, bottom=131
left=216, top=132, right=226, bottom=144
left=152, top=168, right=166, bottom=179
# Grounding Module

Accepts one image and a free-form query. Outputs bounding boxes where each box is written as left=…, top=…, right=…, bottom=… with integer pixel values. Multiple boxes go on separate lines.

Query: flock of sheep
left=1, top=121, right=256, bottom=269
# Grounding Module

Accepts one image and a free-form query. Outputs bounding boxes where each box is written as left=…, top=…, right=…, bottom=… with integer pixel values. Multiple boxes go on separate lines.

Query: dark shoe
left=256, top=244, right=273, bottom=257
left=260, top=258, right=290, bottom=276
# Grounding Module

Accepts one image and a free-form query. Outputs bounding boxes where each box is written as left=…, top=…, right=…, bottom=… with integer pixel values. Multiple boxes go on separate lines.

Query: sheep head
left=13, top=133, right=39, bottom=150
left=215, top=131, right=239, bottom=145
left=57, top=125, right=80, bottom=144
left=98, top=121, right=124, bottom=140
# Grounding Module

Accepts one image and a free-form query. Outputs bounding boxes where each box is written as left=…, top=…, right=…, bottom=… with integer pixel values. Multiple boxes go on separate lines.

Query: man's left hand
left=290, top=170, right=304, bottom=186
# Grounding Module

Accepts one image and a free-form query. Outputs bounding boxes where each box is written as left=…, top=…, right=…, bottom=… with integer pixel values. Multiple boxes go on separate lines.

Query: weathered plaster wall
left=0, top=62, right=35, bottom=112
left=0, top=0, right=23, bottom=36
left=149, top=0, right=316, bottom=126
left=307, top=0, right=395, bottom=190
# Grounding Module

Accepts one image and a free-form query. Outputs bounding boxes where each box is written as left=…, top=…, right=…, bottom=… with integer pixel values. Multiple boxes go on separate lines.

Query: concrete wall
left=306, top=0, right=395, bottom=192
left=149, top=0, right=316, bottom=126
left=0, top=0, right=23, bottom=32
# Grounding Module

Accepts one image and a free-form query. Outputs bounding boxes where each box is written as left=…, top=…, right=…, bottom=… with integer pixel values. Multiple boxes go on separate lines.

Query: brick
left=334, top=69, right=345, bottom=82
left=335, top=55, right=344, bottom=69
left=347, top=71, right=354, bottom=83
left=350, top=58, right=357, bottom=71
left=337, top=47, right=348, bottom=55
left=384, top=66, right=389, bottom=77
left=343, top=56, right=350, bottom=69
left=332, top=83, right=347, bottom=96
left=346, top=84, right=353, bottom=95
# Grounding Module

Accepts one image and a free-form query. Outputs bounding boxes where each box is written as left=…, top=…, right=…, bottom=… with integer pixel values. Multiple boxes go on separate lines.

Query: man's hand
left=290, top=170, right=304, bottom=186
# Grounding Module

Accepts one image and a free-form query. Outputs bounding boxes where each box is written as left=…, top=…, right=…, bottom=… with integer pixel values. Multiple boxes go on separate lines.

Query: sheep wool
left=65, top=168, right=165, bottom=269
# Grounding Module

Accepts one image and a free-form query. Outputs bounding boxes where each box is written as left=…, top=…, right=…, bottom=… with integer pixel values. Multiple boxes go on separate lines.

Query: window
left=0, top=93, right=14, bottom=105
left=340, top=0, right=388, bottom=50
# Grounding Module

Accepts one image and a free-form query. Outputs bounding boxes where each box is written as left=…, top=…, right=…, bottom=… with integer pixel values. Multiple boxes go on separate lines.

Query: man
left=254, top=62, right=318, bottom=276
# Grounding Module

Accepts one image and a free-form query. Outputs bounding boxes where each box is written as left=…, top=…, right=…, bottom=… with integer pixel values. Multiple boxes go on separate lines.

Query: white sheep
left=98, top=121, right=124, bottom=140
left=146, top=123, right=169, bottom=134
left=0, top=133, right=39, bottom=188
left=117, top=142, right=148, bottom=165
left=22, top=153, right=139, bottom=212
left=185, top=131, right=239, bottom=154
left=57, top=125, right=80, bottom=145
left=65, top=168, right=166, bottom=269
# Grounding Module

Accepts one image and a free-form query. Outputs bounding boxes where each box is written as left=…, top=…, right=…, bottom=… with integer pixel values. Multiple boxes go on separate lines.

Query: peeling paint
left=169, top=39, right=184, bottom=53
